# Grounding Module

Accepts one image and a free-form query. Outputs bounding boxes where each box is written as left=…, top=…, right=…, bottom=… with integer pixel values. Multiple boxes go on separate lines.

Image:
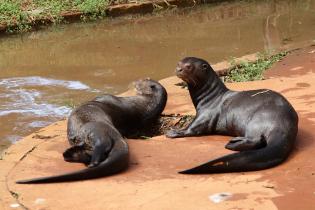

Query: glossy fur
left=17, top=79, right=167, bottom=183
left=166, top=57, right=298, bottom=174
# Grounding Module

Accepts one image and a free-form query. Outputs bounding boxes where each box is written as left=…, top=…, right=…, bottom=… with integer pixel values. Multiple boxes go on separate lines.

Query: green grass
left=76, top=0, right=109, bottom=13
left=63, top=99, right=77, bottom=109
left=224, top=51, right=288, bottom=82
left=0, top=1, right=26, bottom=25
left=0, top=0, right=112, bottom=32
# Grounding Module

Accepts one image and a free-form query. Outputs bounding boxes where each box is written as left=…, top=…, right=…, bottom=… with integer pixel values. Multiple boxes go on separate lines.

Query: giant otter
left=166, top=57, right=298, bottom=174
left=17, top=79, right=167, bottom=183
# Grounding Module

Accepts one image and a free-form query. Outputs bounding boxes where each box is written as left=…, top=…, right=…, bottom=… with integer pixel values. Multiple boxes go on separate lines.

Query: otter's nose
left=175, top=66, right=183, bottom=74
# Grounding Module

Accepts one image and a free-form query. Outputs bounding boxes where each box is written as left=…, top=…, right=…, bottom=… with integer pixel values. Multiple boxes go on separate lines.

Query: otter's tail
left=16, top=139, right=129, bottom=184
left=179, top=137, right=293, bottom=174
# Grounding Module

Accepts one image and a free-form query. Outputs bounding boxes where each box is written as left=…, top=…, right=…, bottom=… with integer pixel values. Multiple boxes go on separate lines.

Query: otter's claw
left=88, top=162, right=100, bottom=168
left=166, top=129, right=184, bottom=138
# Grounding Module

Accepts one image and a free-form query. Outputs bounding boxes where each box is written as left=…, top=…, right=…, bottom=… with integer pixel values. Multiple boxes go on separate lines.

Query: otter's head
left=176, top=57, right=214, bottom=87
left=134, top=78, right=164, bottom=95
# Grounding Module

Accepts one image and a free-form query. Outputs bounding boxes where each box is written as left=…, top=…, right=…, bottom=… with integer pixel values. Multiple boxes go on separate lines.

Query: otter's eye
left=202, top=63, right=208, bottom=70
left=150, top=85, right=156, bottom=89
left=184, top=63, right=192, bottom=69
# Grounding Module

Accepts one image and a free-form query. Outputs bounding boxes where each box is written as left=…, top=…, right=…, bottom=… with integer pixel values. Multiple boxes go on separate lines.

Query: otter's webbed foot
left=63, top=146, right=91, bottom=164
left=166, top=129, right=187, bottom=138
left=88, top=162, right=99, bottom=168
left=87, top=141, right=111, bottom=168
left=225, top=136, right=267, bottom=151
left=166, top=129, right=200, bottom=138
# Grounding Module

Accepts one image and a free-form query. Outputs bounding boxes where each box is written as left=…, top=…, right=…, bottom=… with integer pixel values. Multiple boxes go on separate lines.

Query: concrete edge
left=0, top=121, right=67, bottom=210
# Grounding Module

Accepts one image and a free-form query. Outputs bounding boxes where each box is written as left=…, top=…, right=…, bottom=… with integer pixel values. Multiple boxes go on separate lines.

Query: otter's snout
left=175, top=66, right=183, bottom=74
left=175, top=62, right=192, bottom=76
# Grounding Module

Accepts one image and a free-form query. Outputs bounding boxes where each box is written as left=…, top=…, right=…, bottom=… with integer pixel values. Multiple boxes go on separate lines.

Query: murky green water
left=0, top=0, right=314, bottom=151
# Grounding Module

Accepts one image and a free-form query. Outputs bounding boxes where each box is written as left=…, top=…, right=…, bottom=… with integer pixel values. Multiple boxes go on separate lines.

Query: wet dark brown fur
left=17, top=79, right=167, bottom=183
left=166, top=57, right=298, bottom=174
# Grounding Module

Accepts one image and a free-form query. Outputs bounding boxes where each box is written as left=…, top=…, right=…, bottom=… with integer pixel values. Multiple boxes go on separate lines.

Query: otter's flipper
left=225, top=136, right=267, bottom=151
left=179, top=137, right=288, bottom=174
left=16, top=139, right=128, bottom=184
left=63, top=145, right=91, bottom=165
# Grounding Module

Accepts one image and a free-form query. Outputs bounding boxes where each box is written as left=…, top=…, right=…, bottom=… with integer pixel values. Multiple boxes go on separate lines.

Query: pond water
left=0, top=0, right=314, bottom=152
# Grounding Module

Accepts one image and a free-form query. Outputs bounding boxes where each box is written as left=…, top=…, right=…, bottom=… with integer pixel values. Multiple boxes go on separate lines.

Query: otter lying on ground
left=167, top=57, right=298, bottom=174
left=17, top=78, right=167, bottom=183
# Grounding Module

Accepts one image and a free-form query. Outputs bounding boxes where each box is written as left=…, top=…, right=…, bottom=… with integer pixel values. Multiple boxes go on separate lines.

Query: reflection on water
left=0, top=0, right=314, bottom=151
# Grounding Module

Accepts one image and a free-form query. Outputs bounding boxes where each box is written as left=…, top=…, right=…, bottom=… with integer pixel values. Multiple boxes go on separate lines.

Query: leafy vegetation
left=0, top=1, right=25, bottom=25
left=76, top=0, right=109, bottom=14
left=0, top=0, right=113, bottom=32
left=224, top=52, right=288, bottom=82
left=63, top=99, right=77, bottom=109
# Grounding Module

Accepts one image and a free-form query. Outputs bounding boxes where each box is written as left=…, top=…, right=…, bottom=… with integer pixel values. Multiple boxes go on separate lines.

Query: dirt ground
left=1, top=46, right=315, bottom=210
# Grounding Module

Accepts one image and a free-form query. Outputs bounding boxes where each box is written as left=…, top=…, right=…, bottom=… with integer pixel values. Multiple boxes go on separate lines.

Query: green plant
left=139, top=135, right=151, bottom=140
left=75, top=0, right=110, bottom=14
left=224, top=52, right=288, bottom=82
left=0, top=0, right=113, bottom=33
left=63, top=99, right=77, bottom=109
left=0, top=1, right=26, bottom=25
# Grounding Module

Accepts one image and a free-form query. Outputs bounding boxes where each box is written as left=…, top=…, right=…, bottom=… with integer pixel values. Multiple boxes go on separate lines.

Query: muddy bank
left=1, top=0, right=315, bottom=35
left=0, top=0, right=227, bottom=34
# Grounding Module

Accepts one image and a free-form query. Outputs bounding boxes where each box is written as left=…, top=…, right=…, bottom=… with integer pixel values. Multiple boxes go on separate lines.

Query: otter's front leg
left=166, top=114, right=216, bottom=138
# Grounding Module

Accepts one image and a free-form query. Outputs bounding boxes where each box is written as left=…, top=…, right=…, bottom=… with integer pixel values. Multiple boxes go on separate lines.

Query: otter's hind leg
left=225, top=135, right=267, bottom=151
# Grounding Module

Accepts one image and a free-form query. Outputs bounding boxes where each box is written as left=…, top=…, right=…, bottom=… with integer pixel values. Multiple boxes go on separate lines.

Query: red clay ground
left=1, top=46, right=315, bottom=210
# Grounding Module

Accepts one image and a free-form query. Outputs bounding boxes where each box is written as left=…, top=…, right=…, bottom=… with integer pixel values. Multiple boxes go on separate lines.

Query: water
left=0, top=0, right=314, bottom=151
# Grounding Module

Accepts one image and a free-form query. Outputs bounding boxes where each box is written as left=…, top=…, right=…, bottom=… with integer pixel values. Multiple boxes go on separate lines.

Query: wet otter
left=17, top=79, right=167, bottom=183
left=166, top=57, right=298, bottom=174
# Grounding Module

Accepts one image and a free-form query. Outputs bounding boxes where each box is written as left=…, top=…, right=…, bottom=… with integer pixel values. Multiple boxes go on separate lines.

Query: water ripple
left=0, top=76, right=92, bottom=117
left=0, top=76, right=91, bottom=90
left=0, top=76, right=97, bottom=143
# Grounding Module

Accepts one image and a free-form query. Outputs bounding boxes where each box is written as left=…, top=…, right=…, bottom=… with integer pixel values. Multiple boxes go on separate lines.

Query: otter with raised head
left=17, top=79, right=167, bottom=184
left=166, top=57, right=298, bottom=174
